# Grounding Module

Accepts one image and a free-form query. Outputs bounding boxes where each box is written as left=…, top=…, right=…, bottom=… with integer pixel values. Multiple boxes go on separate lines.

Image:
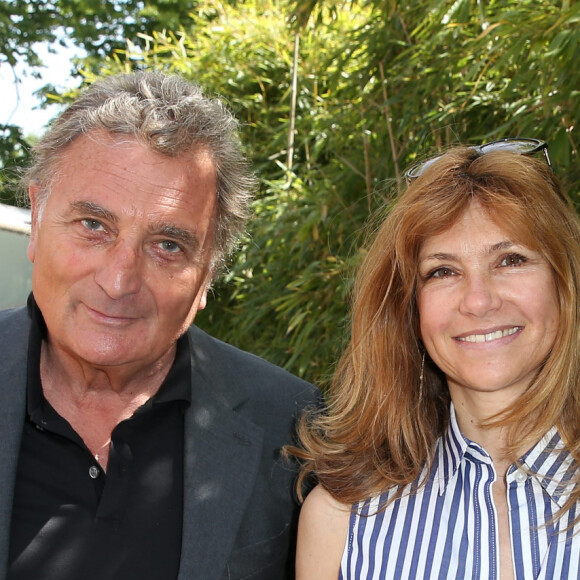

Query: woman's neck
left=451, top=396, right=514, bottom=475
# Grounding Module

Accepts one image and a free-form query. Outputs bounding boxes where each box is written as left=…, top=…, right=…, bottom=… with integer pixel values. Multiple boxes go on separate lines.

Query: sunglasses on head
left=404, top=138, right=552, bottom=182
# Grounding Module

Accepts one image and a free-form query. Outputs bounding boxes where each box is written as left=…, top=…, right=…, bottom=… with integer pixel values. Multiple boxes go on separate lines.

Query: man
left=0, top=71, right=318, bottom=580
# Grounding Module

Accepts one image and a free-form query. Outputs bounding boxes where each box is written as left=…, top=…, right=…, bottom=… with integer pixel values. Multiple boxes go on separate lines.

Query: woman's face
left=417, top=201, right=559, bottom=412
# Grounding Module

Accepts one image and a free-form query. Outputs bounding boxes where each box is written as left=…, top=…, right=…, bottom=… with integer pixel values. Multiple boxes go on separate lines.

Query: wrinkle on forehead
left=59, top=129, right=216, bottom=189
left=52, top=133, right=217, bottom=213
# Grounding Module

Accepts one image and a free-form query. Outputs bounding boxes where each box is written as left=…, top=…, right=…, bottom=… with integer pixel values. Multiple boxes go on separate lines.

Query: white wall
left=0, top=203, right=32, bottom=308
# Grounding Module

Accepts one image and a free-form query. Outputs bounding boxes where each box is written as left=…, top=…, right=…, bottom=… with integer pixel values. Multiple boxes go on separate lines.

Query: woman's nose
left=459, top=273, right=501, bottom=317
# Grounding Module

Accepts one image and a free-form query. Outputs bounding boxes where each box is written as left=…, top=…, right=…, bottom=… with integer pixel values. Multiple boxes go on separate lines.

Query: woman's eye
left=429, top=267, right=455, bottom=279
left=501, top=253, right=526, bottom=267
left=159, top=240, right=181, bottom=253
left=82, top=219, right=104, bottom=231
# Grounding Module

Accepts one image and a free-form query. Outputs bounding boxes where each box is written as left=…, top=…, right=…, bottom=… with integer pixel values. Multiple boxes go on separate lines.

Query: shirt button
left=514, top=468, right=527, bottom=483
left=89, top=466, right=100, bottom=479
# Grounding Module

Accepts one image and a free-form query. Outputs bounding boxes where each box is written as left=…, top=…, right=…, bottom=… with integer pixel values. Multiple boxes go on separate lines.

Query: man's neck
left=38, top=338, right=176, bottom=471
left=40, top=337, right=176, bottom=398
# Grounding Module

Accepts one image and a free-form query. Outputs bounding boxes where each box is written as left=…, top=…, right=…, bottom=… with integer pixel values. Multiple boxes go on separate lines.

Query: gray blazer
left=0, top=307, right=318, bottom=580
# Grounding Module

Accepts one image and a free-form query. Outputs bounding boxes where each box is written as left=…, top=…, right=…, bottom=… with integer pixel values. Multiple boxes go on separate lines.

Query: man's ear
left=196, top=272, right=214, bottom=311
left=198, top=287, right=209, bottom=311
left=27, top=182, right=41, bottom=263
left=197, top=264, right=219, bottom=311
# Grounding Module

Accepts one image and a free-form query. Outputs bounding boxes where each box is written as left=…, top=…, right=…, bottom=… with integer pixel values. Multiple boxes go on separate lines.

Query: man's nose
left=94, top=241, right=143, bottom=299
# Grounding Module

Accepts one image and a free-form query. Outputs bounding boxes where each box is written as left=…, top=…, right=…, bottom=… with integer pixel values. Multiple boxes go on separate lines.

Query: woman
left=295, top=139, right=580, bottom=579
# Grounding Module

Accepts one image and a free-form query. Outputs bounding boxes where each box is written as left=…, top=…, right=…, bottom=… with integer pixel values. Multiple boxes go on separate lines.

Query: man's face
left=28, top=131, right=217, bottom=372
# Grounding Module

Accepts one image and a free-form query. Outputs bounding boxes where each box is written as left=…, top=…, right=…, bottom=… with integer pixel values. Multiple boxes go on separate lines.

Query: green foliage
left=0, top=0, right=59, bottom=68
left=295, top=0, right=580, bottom=197
left=0, top=0, right=203, bottom=199
left=4, top=0, right=580, bottom=389
left=1, top=0, right=203, bottom=67
left=0, top=123, right=31, bottom=205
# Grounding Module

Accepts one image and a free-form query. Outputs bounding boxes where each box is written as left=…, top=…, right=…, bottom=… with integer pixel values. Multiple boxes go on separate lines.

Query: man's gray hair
left=22, top=71, right=256, bottom=268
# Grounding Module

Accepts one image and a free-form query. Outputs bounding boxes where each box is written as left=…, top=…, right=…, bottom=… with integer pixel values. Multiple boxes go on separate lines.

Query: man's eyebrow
left=69, top=201, right=118, bottom=223
left=69, top=201, right=202, bottom=251
left=153, top=224, right=200, bottom=251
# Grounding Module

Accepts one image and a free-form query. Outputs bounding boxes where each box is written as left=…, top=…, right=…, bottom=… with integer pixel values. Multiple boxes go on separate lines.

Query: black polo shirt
left=7, top=298, right=190, bottom=580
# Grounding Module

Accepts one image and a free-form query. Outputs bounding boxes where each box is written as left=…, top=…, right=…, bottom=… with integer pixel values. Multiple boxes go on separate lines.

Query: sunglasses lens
left=405, top=138, right=549, bottom=182
left=405, top=154, right=443, bottom=180
left=478, top=138, right=543, bottom=155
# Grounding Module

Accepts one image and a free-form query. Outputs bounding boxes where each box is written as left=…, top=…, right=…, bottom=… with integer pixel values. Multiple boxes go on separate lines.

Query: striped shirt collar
left=435, top=404, right=577, bottom=507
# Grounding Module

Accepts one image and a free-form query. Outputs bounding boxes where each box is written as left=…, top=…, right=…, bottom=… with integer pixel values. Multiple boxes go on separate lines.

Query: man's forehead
left=58, top=130, right=216, bottom=180
left=51, top=133, right=218, bottom=205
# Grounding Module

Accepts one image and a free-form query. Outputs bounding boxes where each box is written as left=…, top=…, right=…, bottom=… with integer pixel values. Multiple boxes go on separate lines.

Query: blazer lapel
left=177, top=332, right=264, bottom=580
left=0, top=308, right=30, bottom=573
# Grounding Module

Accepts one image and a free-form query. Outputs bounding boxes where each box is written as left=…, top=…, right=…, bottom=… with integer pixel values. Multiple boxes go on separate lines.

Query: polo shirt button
left=89, top=465, right=100, bottom=479
left=514, top=468, right=527, bottom=483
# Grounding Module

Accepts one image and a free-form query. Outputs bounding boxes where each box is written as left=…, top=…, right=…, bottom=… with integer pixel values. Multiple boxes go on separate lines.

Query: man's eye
left=159, top=240, right=181, bottom=253
left=82, top=219, right=104, bottom=231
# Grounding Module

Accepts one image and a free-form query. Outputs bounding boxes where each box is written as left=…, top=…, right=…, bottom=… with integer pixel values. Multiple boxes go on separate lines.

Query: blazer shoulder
left=0, top=306, right=30, bottom=341
left=0, top=305, right=28, bottom=322
left=188, top=325, right=319, bottom=403
left=0, top=306, right=29, bottom=403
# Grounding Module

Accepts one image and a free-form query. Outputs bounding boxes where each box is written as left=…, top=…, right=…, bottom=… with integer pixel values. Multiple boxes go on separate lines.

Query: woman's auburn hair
left=294, top=147, right=580, bottom=506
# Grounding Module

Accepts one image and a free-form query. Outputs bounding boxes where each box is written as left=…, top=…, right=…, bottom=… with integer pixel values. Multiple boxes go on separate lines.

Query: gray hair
left=22, top=71, right=256, bottom=269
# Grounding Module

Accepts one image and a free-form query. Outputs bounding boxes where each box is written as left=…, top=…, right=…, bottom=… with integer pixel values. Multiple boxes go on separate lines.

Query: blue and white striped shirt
left=340, top=406, right=580, bottom=579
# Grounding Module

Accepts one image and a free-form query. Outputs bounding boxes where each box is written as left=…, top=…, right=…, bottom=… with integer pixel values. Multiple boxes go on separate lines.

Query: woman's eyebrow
left=487, top=240, right=516, bottom=254
left=421, top=241, right=517, bottom=262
